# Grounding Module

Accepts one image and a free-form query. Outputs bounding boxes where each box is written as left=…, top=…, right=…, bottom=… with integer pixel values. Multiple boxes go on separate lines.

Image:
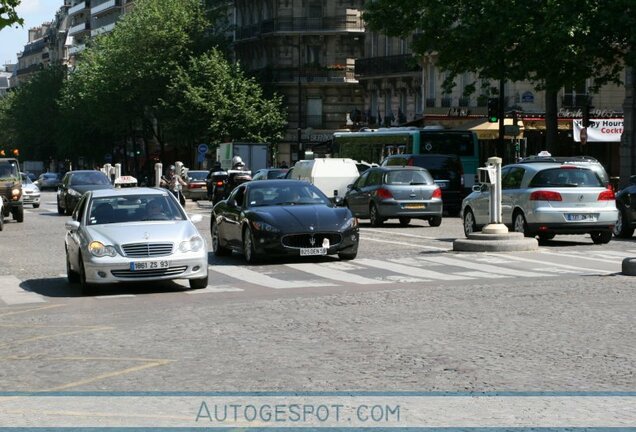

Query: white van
left=290, top=158, right=359, bottom=199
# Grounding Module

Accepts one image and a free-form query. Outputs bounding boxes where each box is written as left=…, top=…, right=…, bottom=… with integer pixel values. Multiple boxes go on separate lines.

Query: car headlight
left=342, top=217, right=358, bottom=230
left=68, top=188, right=81, bottom=197
left=88, top=241, right=117, bottom=257
left=251, top=221, right=280, bottom=233
left=11, top=188, right=21, bottom=200
left=179, top=235, right=204, bottom=252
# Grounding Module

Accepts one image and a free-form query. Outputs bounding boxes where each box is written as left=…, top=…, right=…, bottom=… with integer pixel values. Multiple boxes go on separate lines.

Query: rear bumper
left=526, top=207, right=618, bottom=234
left=378, top=200, right=443, bottom=218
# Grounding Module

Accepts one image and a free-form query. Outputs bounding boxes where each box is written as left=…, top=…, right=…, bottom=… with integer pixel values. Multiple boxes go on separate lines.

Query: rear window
left=385, top=170, right=433, bottom=185
left=412, top=156, right=461, bottom=181
left=528, top=167, right=603, bottom=188
left=188, top=171, right=208, bottom=181
left=70, top=172, right=111, bottom=186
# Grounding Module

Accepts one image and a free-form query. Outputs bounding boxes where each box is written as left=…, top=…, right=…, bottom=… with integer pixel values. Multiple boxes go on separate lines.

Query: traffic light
left=487, top=97, right=499, bottom=123
left=12, top=149, right=19, bottom=157
left=0, top=150, right=4, bottom=157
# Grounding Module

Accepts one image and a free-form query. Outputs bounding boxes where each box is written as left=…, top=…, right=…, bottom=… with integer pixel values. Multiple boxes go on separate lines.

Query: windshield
left=247, top=183, right=331, bottom=207
left=88, top=194, right=186, bottom=225
left=21, top=173, right=33, bottom=184
left=188, top=171, right=208, bottom=181
left=385, top=169, right=433, bottom=185
left=0, top=161, right=20, bottom=181
left=70, top=171, right=111, bottom=186
left=529, top=167, right=603, bottom=188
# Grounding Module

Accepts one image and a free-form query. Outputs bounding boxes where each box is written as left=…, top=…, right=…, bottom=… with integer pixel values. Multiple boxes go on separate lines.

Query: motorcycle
left=207, top=167, right=253, bottom=204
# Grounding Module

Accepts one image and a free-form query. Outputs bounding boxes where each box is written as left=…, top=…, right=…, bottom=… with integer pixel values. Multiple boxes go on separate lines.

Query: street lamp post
left=296, top=40, right=303, bottom=162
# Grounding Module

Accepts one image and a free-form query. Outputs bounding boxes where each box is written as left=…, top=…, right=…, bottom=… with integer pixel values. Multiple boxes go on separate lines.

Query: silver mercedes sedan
left=461, top=162, right=618, bottom=244
left=64, top=187, right=208, bottom=294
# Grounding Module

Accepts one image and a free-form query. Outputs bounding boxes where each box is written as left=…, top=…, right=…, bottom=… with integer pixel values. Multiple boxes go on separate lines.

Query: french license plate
left=565, top=213, right=597, bottom=222
left=404, top=203, right=425, bottom=209
left=300, top=248, right=328, bottom=256
left=130, top=260, right=170, bottom=271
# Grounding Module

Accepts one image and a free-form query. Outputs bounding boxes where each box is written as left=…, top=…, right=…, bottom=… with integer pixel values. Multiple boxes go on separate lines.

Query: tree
left=363, top=0, right=631, bottom=152
left=163, top=49, right=287, bottom=146
left=0, top=0, right=22, bottom=31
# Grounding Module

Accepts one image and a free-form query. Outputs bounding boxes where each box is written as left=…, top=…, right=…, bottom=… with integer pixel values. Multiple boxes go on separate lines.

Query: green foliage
left=0, top=0, right=23, bottom=31
left=363, top=0, right=631, bottom=150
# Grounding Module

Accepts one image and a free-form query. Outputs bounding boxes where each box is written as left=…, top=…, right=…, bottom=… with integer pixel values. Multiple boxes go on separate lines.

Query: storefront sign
left=572, top=119, right=623, bottom=142
left=521, top=91, right=534, bottom=103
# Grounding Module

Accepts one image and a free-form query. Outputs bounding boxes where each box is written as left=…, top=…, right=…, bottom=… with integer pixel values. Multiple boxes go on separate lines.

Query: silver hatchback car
left=461, top=162, right=618, bottom=243
left=345, top=166, right=443, bottom=227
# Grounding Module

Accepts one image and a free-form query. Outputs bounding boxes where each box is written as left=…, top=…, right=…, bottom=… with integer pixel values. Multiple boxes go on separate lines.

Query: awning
left=464, top=118, right=524, bottom=140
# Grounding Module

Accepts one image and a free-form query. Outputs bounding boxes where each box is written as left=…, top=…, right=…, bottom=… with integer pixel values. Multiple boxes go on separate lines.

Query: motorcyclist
left=231, top=155, right=248, bottom=171
left=160, top=165, right=187, bottom=205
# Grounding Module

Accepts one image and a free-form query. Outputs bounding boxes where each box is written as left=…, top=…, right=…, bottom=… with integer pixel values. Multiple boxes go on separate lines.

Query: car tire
left=0, top=213, right=3, bottom=231
left=243, top=226, right=259, bottom=264
left=211, top=220, right=231, bottom=256
left=338, top=250, right=358, bottom=260
left=79, top=257, right=95, bottom=296
left=65, top=199, right=73, bottom=216
left=513, top=211, right=532, bottom=237
left=613, top=207, right=634, bottom=238
left=538, top=233, right=556, bottom=241
left=12, top=206, right=24, bottom=223
left=66, top=249, right=80, bottom=284
left=369, top=204, right=383, bottom=227
left=398, top=217, right=411, bottom=226
left=463, top=208, right=477, bottom=237
left=429, top=216, right=442, bottom=227
left=591, top=231, right=612, bottom=244
left=189, top=274, right=208, bottom=289
left=33, top=203, right=40, bottom=209
left=57, top=200, right=65, bottom=215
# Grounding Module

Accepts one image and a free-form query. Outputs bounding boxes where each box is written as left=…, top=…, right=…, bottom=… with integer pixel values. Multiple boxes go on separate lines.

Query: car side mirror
left=65, top=220, right=80, bottom=231
left=472, top=184, right=485, bottom=192
left=347, top=184, right=353, bottom=190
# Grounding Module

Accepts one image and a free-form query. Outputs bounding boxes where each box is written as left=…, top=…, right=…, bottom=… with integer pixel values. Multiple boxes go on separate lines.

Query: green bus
left=331, top=127, right=480, bottom=187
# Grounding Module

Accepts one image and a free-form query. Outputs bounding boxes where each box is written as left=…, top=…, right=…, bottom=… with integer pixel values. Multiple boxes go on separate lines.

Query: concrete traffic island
left=453, top=230, right=539, bottom=252
left=453, top=157, right=538, bottom=252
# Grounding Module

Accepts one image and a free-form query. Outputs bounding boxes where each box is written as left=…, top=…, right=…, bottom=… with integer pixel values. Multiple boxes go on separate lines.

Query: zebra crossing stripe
left=285, top=263, right=385, bottom=285
left=418, top=256, right=547, bottom=278
left=185, top=286, right=244, bottom=294
left=539, top=250, right=620, bottom=265
left=357, top=258, right=473, bottom=281
left=0, top=276, right=46, bottom=305
left=488, top=253, right=614, bottom=274
left=209, top=265, right=337, bottom=289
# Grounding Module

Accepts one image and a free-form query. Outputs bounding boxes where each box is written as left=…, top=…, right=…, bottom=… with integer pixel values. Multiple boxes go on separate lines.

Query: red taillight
left=376, top=188, right=393, bottom=199
left=598, top=189, right=615, bottom=200
left=215, top=181, right=224, bottom=187
left=529, top=190, right=562, bottom=201
left=407, top=158, right=414, bottom=166
left=432, top=187, right=442, bottom=199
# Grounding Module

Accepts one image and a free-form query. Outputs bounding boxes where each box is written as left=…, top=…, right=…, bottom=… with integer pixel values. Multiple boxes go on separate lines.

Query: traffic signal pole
left=498, top=79, right=505, bottom=159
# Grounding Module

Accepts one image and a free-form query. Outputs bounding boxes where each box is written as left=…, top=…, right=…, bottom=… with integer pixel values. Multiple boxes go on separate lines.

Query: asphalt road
left=1, top=191, right=635, bottom=392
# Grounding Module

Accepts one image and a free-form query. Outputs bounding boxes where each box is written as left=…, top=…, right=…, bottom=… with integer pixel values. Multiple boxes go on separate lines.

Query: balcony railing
left=441, top=97, right=452, bottom=108
left=305, top=115, right=325, bottom=129
left=254, top=67, right=356, bottom=84
left=16, top=63, right=43, bottom=76
left=235, top=15, right=364, bottom=40
left=68, top=44, right=86, bottom=55
left=69, top=1, right=89, bottom=16
left=92, top=0, right=119, bottom=16
left=355, top=54, right=421, bottom=77
left=458, top=97, right=471, bottom=107
left=69, top=21, right=91, bottom=36
left=91, top=22, right=116, bottom=36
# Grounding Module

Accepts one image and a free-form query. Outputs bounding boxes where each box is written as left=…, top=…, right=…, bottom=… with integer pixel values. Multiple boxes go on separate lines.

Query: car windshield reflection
left=247, top=184, right=330, bottom=208
left=88, top=194, right=185, bottom=225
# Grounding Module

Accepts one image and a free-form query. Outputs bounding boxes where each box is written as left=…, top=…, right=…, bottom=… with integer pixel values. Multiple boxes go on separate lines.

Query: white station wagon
left=461, top=162, right=618, bottom=243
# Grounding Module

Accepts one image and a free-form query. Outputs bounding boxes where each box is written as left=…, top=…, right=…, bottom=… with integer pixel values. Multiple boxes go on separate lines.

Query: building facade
left=232, top=0, right=366, bottom=165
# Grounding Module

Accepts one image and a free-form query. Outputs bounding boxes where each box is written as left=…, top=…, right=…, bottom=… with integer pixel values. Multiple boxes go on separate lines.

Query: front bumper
left=252, top=227, right=359, bottom=257
left=83, top=250, right=208, bottom=284
left=23, top=193, right=40, bottom=205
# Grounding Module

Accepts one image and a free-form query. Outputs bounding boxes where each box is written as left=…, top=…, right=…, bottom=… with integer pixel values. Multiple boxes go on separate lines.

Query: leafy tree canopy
left=0, top=0, right=22, bottom=31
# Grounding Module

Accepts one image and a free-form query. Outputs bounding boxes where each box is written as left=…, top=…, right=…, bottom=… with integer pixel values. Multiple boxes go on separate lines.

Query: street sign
left=197, top=144, right=208, bottom=154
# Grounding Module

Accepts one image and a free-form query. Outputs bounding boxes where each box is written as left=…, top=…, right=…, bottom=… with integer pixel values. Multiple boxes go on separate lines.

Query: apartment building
left=232, top=0, right=366, bottom=164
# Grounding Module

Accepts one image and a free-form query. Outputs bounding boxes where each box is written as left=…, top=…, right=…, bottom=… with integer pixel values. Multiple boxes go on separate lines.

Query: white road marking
left=538, top=250, right=621, bottom=265
left=454, top=271, right=509, bottom=279
left=360, top=228, right=437, bottom=240
left=418, top=256, right=548, bottom=278
left=487, top=253, right=615, bottom=274
left=0, top=276, right=46, bottom=305
left=362, top=236, right=448, bottom=250
left=185, top=286, right=244, bottom=294
left=93, top=294, right=136, bottom=299
left=358, top=258, right=472, bottom=281
left=209, top=266, right=337, bottom=289
left=285, top=263, right=385, bottom=285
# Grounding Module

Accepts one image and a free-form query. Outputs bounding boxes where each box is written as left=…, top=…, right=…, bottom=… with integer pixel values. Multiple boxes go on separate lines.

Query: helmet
left=232, top=156, right=243, bottom=165
left=168, top=165, right=176, bottom=172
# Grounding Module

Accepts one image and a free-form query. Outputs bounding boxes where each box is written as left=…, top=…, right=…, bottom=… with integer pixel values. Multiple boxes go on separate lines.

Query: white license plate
left=565, top=213, right=597, bottom=222
left=300, top=247, right=328, bottom=256
left=130, top=260, right=170, bottom=271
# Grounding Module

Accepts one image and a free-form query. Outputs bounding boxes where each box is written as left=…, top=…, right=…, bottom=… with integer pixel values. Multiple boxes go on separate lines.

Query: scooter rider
left=232, top=155, right=248, bottom=171
left=160, top=165, right=187, bottom=205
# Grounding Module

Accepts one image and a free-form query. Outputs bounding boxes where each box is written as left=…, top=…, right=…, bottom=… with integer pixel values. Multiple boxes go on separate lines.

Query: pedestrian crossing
left=0, top=248, right=631, bottom=306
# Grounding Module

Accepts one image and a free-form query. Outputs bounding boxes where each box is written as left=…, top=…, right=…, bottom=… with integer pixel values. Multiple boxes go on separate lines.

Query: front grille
left=282, top=233, right=342, bottom=249
left=111, top=266, right=187, bottom=278
left=122, top=242, right=173, bottom=257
